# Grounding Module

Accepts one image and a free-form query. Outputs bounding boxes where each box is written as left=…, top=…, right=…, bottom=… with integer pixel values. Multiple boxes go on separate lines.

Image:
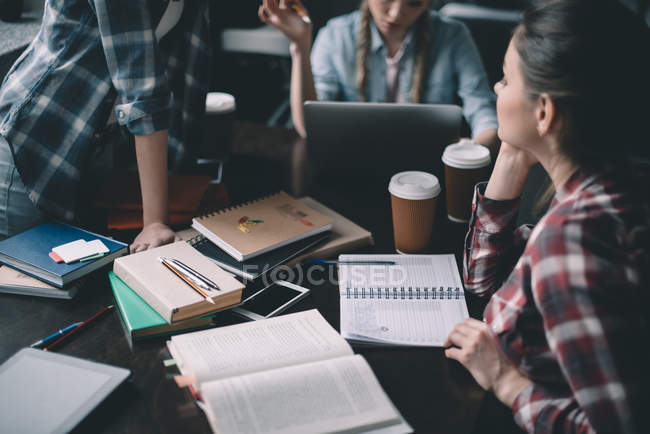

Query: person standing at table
left=259, top=0, right=499, bottom=153
left=443, top=0, right=650, bottom=432
left=0, top=0, right=212, bottom=252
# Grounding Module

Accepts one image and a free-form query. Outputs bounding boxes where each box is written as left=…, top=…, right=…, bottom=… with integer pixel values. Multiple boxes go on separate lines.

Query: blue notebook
left=0, top=222, right=128, bottom=287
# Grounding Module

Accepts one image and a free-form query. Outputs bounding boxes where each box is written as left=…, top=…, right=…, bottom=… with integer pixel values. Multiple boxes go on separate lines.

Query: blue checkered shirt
left=0, top=0, right=211, bottom=220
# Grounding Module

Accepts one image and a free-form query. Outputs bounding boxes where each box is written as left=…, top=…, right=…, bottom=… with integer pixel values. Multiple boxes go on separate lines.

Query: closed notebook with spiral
left=338, top=254, right=469, bottom=347
left=192, top=191, right=333, bottom=262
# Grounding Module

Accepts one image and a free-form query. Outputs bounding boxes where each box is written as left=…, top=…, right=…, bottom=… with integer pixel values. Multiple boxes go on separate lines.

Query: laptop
left=304, top=101, right=463, bottom=176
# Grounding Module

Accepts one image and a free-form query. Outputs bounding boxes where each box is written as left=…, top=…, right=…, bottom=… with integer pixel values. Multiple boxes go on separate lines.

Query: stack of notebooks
left=109, top=192, right=375, bottom=346
left=0, top=222, right=128, bottom=299
left=111, top=241, right=245, bottom=346
left=189, top=192, right=374, bottom=281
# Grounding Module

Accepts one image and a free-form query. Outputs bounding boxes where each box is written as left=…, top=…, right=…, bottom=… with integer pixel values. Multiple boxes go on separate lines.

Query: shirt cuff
left=471, top=116, right=498, bottom=139
left=471, top=182, right=521, bottom=234
left=115, top=94, right=172, bottom=135
left=512, top=382, right=536, bottom=433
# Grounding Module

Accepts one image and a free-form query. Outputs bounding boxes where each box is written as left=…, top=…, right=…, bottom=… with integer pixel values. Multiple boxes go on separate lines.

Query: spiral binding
left=195, top=191, right=282, bottom=220
left=344, top=287, right=462, bottom=300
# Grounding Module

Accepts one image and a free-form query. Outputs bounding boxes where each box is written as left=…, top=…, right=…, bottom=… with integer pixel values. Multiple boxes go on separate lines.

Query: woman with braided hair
left=259, top=0, right=499, bottom=153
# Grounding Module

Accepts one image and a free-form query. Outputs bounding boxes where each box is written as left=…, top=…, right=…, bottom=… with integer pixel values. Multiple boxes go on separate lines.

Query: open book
left=338, top=254, right=469, bottom=346
left=167, top=310, right=411, bottom=434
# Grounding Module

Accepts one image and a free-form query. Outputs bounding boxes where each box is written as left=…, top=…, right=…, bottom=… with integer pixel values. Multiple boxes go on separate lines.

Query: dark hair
left=514, top=0, right=650, bottom=165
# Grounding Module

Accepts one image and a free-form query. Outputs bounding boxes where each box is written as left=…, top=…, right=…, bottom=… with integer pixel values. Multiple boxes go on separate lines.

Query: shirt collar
left=369, top=18, right=416, bottom=54
left=550, top=166, right=598, bottom=207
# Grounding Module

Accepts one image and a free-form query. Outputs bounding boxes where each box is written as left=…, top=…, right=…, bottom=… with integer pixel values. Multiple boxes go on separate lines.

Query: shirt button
left=118, top=110, right=125, bottom=119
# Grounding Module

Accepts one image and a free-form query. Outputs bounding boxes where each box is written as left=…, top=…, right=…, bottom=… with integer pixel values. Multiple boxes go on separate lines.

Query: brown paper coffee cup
left=388, top=171, right=440, bottom=253
left=442, top=140, right=491, bottom=222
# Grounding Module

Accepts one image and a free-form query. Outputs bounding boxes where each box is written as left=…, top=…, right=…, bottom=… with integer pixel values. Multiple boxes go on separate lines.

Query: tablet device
left=232, top=280, right=310, bottom=320
left=0, top=348, right=130, bottom=434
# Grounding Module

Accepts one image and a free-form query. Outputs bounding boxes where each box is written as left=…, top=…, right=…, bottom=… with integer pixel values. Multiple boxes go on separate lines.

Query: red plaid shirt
left=464, top=163, right=650, bottom=433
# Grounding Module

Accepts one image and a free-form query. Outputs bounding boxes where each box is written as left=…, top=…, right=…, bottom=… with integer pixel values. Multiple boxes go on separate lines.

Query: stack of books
left=189, top=192, right=374, bottom=282
left=0, top=222, right=128, bottom=299
left=112, top=241, right=245, bottom=346
left=109, top=191, right=375, bottom=346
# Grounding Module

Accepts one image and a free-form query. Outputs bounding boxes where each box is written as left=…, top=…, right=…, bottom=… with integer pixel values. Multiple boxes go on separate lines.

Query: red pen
left=43, top=305, right=114, bottom=352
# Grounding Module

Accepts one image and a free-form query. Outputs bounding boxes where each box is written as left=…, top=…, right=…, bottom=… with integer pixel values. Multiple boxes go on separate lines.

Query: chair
left=440, top=2, right=522, bottom=86
left=220, top=25, right=292, bottom=127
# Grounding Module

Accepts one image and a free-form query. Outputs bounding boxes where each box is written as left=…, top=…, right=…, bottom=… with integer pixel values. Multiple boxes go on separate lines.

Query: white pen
left=158, top=257, right=216, bottom=304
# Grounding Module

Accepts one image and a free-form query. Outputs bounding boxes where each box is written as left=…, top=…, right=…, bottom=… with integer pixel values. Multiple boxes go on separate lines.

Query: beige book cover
left=287, top=197, right=374, bottom=266
left=113, top=242, right=243, bottom=324
left=0, top=265, right=80, bottom=299
left=192, top=191, right=333, bottom=261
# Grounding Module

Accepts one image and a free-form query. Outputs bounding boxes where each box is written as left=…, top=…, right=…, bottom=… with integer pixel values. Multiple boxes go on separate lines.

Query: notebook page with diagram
left=338, top=254, right=469, bottom=346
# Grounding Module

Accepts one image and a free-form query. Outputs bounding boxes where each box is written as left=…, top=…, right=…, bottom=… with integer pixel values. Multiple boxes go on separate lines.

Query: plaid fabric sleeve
left=464, top=182, right=532, bottom=297
left=93, top=0, right=171, bottom=135
left=512, top=212, right=649, bottom=433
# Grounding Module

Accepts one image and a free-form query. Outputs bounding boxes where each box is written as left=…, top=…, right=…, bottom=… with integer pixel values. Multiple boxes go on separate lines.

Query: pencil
left=289, top=0, right=311, bottom=24
left=42, top=305, right=115, bottom=352
left=159, top=257, right=216, bottom=304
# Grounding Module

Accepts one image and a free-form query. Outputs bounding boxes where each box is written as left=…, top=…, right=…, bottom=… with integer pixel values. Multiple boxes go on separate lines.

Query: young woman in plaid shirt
left=444, top=0, right=650, bottom=432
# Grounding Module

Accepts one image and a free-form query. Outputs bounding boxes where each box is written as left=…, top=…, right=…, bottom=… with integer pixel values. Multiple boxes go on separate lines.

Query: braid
left=356, top=0, right=372, bottom=102
left=411, top=11, right=431, bottom=103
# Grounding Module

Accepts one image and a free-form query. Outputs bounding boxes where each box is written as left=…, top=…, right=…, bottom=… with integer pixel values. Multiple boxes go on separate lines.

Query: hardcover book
left=113, top=241, right=244, bottom=324
left=0, top=222, right=128, bottom=287
left=108, top=272, right=216, bottom=346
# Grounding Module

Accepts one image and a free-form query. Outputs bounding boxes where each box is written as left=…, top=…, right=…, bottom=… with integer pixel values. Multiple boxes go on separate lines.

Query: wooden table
left=0, top=122, right=491, bottom=434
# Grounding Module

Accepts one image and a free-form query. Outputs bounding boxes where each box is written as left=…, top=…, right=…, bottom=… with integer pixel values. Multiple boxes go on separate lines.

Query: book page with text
left=201, top=354, right=404, bottom=434
left=168, top=310, right=353, bottom=383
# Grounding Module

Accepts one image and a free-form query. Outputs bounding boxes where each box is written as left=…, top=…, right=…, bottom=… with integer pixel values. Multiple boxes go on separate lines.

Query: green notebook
left=108, top=272, right=215, bottom=346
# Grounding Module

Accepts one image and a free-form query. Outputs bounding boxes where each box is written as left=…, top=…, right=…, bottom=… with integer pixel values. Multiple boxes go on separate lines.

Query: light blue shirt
left=311, top=10, right=498, bottom=136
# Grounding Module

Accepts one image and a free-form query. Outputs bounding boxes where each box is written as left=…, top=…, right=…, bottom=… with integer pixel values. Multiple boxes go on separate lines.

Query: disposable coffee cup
left=388, top=171, right=441, bottom=253
left=441, top=139, right=491, bottom=222
left=200, top=92, right=236, bottom=159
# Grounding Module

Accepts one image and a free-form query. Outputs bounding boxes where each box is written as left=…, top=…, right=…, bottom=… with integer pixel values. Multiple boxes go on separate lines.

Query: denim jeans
left=0, top=135, right=43, bottom=239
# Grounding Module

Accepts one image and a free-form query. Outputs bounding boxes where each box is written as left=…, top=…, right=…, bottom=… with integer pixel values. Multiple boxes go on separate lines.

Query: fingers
left=130, top=242, right=150, bottom=254
left=258, top=5, right=268, bottom=23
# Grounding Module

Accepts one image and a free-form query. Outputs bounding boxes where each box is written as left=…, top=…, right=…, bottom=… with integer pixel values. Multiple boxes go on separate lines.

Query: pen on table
left=158, top=257, right=217, bottom=304
left=289, top=0, right=311, bottom=24
left=302, top=259, right=397, bottom=266
left=29, top=322, right=82, bottom=348
left=43, top=305, right=115, bottom=352
left=169, top=258, right=221, bottom=291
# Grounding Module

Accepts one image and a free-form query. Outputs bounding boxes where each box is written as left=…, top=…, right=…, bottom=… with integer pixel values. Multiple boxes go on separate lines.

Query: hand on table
left=130, top=222, right=180, bottom=254
left=259, top=0, right=312, bottom=46
left=444, top=318, right=531, bottom=407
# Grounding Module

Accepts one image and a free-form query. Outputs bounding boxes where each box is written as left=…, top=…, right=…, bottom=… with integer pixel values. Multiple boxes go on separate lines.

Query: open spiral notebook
left=338, top=254, right=469, bottom=347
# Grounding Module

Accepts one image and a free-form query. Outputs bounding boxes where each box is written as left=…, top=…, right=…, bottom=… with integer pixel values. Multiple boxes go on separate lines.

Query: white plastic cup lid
left=388, top=171, right=441, bottom=200
left=442, top=139, right=491, bottom=169
left=205, top=92, right=236, bottom=114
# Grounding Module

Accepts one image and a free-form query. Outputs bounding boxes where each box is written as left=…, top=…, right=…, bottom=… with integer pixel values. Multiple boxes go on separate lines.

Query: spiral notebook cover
left=338, top=254, right=468, bottom=347
left=192, top=191, right=333, bottom=261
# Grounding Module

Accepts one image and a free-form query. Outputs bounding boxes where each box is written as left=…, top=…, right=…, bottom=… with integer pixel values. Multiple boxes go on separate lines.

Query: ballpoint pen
left=168, top=258, right=221, bottom=291
left=302, top=259, right=397, bottom=266
left=43, top=305, right=114, bottom=352
left=158, top=257, right=217, bottom=304
left=29, top=322, right=83, bottom=348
